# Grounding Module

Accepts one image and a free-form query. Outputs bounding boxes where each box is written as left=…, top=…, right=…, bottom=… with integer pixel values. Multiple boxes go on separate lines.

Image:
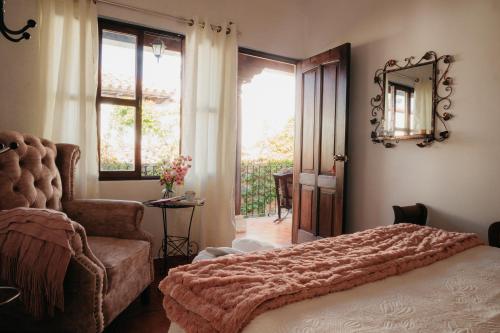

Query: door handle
left=333, top=154, right=348, bottom=162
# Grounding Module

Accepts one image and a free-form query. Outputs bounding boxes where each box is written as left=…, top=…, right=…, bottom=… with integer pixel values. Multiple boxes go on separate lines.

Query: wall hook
left=0, top=0, right=36, bottom=43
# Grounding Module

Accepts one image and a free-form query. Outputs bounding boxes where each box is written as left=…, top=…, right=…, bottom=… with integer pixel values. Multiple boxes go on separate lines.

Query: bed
left=165, top=226, right=500, bottom=333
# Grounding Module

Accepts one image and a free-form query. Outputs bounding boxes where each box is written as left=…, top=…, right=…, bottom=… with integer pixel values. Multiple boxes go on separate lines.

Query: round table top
left=0, top=286, right=20, bottom=307
left=143, top=198, right=205, bottom=209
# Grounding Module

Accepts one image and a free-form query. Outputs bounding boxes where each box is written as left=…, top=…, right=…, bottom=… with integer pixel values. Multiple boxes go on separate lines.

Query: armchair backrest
left=0, top=131, right=80, bottom=210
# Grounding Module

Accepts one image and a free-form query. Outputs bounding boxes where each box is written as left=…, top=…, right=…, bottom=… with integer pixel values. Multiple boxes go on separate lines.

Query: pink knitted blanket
left=0, top=207, right=75, bottom=319
left=159, top=224, right=483, bottom=333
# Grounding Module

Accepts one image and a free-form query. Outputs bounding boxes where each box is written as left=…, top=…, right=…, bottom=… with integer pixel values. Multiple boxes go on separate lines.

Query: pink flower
left=158, top=155, right=193, bottom=188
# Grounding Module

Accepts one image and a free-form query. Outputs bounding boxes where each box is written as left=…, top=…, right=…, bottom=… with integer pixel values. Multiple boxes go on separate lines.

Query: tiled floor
left=236, top=215, right=292, bottom=247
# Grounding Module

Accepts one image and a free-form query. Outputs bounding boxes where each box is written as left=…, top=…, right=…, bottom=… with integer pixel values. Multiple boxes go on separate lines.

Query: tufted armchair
left=0, top=131, right=154, bottom=333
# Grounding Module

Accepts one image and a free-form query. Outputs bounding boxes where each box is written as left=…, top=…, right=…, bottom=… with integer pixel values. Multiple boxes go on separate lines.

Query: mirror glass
left=383, top=63, right=434, bottom=138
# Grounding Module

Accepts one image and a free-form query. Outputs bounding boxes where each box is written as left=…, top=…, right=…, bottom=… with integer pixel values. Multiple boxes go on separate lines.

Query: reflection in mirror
left=383, top=63, right=433, bottom=138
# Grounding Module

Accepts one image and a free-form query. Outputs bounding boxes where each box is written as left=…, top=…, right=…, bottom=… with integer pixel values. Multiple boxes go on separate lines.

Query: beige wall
left=0, top=1, right=42, bottom=135
left=301, top=0, right=500, bottom=240
left=1, top=0, right=499, bottom=254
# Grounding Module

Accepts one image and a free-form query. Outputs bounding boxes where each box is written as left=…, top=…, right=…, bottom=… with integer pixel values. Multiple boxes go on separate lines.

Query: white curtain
left=182, top=20, right=238, bottom=248
left=414, top=79, right=433, bottom=134
left=38, top=0, right=99, bottom=198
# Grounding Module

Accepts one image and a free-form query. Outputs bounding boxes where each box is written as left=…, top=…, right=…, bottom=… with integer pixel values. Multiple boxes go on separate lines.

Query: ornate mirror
left=370, top=51, right=454, bottom=148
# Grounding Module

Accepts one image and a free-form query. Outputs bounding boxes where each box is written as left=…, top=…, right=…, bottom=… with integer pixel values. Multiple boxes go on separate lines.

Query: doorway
left=235, top=50, right=296, bottom=247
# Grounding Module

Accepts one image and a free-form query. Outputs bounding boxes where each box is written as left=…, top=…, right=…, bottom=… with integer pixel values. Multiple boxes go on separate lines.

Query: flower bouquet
left=159, top=155, right=192, bottom=198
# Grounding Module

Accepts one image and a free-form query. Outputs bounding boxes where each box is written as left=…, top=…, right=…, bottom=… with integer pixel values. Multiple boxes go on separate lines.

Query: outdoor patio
left=236, top=215, right=292, bottom=247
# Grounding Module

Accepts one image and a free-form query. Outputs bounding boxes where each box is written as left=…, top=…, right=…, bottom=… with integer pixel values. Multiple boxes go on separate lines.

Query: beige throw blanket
left=159, top=224, right=483, bottom=333
left=0, top=207, right=75, bottom=318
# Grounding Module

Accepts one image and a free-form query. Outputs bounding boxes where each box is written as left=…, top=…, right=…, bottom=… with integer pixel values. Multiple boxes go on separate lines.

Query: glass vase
left=162, top=183, right=174, bottom=198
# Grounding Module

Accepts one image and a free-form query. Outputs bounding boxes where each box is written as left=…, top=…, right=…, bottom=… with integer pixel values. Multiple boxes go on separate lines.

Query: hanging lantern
left=151, top=39, right=165, bottom=62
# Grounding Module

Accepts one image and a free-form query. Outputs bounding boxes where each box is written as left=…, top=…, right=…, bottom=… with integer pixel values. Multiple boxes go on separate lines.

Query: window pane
left=395, top=112, right=406, bottom=128
left=141, top=34, right=182, bottom=177
left=101, top=30, right=137, bottom=100
left=410, top=93, right=416, bottom=133
left=100, top=104, right=135, bottom=171
left=395, top=89, right=406, bottom=113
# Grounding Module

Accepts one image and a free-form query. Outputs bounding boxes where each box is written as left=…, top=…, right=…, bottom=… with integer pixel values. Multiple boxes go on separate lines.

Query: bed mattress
left=168, top=245, right=500, bottom=333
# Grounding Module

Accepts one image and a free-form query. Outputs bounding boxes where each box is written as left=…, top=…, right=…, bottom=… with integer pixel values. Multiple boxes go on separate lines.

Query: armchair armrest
left=63, top=199, right=149, bottom=241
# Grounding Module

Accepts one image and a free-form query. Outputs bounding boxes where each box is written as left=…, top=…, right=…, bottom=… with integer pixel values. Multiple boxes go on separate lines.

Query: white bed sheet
left=168, top=245, right=500, bottom=333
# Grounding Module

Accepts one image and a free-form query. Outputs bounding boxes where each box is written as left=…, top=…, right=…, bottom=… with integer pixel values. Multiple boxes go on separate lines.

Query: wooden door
left=292, top=43, right=350, bottom=243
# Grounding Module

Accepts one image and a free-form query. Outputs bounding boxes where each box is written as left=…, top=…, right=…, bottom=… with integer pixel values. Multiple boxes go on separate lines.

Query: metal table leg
left=186, top=206, right=196, bottom=262
left=162, top=207, right=168, bottom=273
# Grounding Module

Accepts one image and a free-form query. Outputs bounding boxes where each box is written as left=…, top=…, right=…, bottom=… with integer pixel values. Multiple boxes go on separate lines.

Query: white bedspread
left=168, top=245, right=500, bottom=333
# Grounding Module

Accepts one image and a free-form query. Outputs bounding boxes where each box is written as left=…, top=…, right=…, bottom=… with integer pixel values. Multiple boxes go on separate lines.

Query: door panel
left=301, top=70, right=317, bottom=172
left=292, top=43, right=350, bottom=243
left=318, top=190, right=335, bottom=237
left=299, top=187, right=314, bottom=232
left=320, top=63, right=337, bottom=175
left=295, top=67, right=320, bottom=241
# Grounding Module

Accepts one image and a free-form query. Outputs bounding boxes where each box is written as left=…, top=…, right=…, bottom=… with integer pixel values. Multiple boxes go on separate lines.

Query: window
left=387, top=82, right=415, bottom=136
left=97, top=19, right=183, bottom=180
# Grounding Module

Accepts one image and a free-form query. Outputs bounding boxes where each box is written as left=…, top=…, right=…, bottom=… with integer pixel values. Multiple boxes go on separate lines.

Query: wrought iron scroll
left=370, top=51, right=454, bottom=148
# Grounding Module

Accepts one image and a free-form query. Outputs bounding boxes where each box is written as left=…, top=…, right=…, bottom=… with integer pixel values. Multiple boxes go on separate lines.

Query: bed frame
left=489, top=222, right=500, bottom=248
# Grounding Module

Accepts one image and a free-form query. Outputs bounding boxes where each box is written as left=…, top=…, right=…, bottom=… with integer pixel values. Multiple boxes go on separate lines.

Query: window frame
left=97, top=18, right=184, bottom=181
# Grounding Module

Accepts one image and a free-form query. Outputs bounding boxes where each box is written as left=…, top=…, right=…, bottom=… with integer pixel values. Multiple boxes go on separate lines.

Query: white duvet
left=169, top=245, right=500, bottom=333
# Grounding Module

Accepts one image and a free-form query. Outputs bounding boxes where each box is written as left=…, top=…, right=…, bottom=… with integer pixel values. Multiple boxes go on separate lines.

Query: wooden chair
left=392, top=203, right=427, bottom=226
left=488, top=222, right=500, bottom=248
left=273, top=169, right=293, bottom=222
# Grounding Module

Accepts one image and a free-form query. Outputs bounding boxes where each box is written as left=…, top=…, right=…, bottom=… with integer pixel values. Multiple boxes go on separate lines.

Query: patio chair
left=272, top=168, right=293, bottom=222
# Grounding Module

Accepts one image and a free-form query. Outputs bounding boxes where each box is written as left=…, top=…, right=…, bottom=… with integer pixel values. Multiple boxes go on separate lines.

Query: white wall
left=1, top=0, right=499, bottom=254
left=97, top=0, right=306, bottom=58
left=301, top=0, right=500, bottom=240
left=0, top=0, right=42, bottom=135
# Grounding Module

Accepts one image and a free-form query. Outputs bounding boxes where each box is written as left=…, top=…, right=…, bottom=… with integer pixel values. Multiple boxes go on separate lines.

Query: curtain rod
left=94, top=0, right=234, bottom=34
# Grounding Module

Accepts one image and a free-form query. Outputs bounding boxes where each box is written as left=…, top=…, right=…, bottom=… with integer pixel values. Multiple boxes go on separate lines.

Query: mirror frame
left=370, top=51, right=454, bottom=148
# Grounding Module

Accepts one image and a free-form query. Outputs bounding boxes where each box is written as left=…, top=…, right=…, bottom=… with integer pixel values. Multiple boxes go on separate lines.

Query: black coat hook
left=0, top=0, right=36, bottom=42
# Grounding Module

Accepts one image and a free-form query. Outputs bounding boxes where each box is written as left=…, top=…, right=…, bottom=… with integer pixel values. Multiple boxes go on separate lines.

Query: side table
left=143, top=198, right=205, bottom=272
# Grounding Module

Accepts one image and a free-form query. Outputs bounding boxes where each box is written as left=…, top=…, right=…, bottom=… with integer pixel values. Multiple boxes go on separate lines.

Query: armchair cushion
left=87, top=237, right=150, bottom=294
left=64, top=199, right=155, bottom=306
left=87, top=236, right=152, bottom=324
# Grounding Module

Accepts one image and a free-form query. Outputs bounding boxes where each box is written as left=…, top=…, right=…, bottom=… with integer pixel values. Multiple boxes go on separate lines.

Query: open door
left=292, top=43, right=350, bottom=243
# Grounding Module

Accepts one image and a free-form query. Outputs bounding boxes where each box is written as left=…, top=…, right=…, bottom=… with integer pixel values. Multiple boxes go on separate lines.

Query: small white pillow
left=231, top=238, right=277, bottom=252
left=204, top=247, right=245, bottom=256
left=192, top=247, right=244, bottom=263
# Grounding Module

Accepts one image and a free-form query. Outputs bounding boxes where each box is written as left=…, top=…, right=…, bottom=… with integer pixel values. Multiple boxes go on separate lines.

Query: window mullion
left=135, top=31, right=144, bottom=178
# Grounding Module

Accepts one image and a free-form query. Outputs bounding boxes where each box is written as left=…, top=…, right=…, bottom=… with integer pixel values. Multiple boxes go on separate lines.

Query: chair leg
left=141, top=285, right=151, bottom=305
